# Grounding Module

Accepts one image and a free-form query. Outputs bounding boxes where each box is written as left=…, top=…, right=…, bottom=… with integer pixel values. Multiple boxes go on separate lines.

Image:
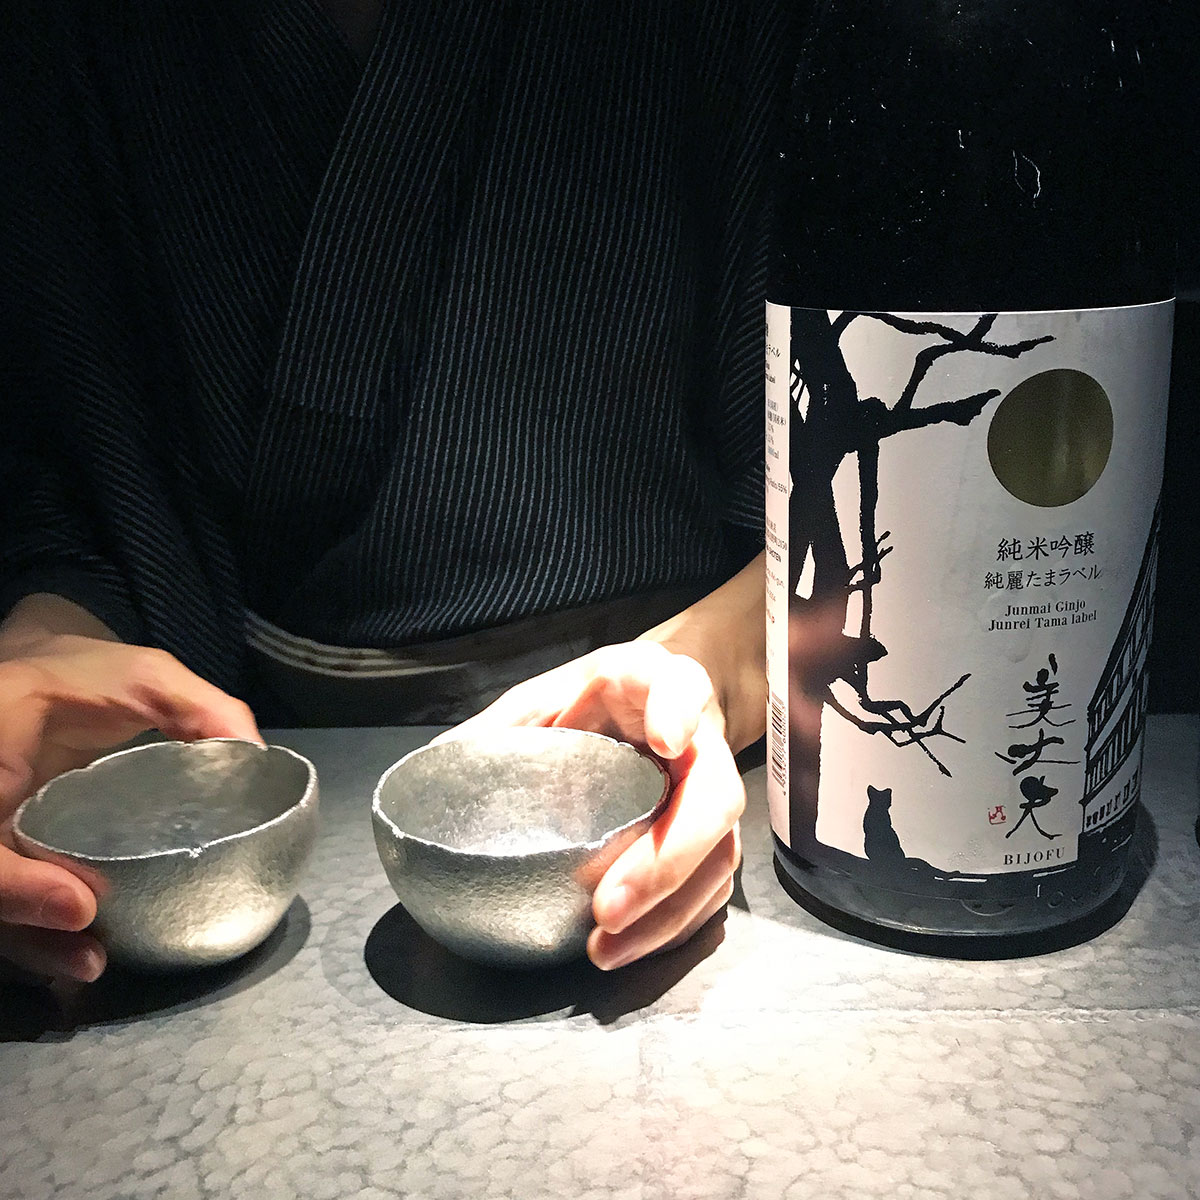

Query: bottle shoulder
left=768, top=6, right=1178, bottom=311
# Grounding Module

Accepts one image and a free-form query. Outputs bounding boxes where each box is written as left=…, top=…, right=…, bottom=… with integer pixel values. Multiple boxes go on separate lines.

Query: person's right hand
left=0, top=632, right=261, bottom=983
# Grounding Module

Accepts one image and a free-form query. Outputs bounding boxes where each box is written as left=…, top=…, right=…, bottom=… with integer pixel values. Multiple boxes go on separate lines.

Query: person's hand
left=0, top=619, right=261, bottom=983
left=441, top=641, right=746, bottom=970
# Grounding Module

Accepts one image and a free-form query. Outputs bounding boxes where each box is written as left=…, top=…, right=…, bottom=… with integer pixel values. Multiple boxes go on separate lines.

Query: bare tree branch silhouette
left=788, top=310, right=1053, bottom=777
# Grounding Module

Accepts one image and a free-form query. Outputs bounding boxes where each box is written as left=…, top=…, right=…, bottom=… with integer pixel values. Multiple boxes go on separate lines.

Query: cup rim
left=12, top=737, right=318, bottom=865
left=371, top=726, right=671, bottom=859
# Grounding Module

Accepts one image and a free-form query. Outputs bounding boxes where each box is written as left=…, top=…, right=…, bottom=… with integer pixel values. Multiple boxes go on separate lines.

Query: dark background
left=1148, top=296, right=1200, bottom=712
left=1146, top=14, right=1200, bottom=713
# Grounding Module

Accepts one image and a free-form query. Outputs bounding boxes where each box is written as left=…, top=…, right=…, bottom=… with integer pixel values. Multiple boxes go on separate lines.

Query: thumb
left=642, top=653, right=714, bottom=759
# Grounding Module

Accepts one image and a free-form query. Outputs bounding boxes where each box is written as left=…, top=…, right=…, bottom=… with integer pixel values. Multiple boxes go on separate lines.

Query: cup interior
left=375, top=728, right=668, bottom=855
left=16, top=740, right=313, bottom=859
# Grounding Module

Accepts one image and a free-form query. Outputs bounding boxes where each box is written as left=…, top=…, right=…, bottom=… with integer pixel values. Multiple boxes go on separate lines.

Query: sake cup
left=12, top=739, right=318, bottom=970
left=371, top=726, right=671, bottom=969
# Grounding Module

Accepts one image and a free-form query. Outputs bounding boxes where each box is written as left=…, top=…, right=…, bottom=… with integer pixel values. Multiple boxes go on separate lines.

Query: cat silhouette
left=862, top=785, right=939, bottom=879
left=863, top=784, right=906, bottom=865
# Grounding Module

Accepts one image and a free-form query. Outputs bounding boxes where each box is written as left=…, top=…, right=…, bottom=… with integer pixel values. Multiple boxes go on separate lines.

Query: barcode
left=769, top=690, right=787, bottom=792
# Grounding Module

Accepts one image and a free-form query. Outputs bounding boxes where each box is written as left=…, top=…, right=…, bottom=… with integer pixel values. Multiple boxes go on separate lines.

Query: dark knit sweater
left=1, top=0, right=793, bottom=705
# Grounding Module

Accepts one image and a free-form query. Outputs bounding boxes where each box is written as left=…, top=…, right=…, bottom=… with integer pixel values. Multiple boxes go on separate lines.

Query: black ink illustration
left=862, top=784, right=938, bottom=883
left=862, top=784, right=905, bottom=864
left=786, top=309, right=1052, bottom=851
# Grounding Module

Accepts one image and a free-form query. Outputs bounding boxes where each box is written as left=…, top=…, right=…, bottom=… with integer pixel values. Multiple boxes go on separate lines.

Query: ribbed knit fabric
left=1, top=0, right=793, bottom=705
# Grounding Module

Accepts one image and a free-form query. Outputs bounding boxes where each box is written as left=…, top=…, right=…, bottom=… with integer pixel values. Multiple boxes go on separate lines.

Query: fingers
left=588, top=825, right=740, bottom=971
left=432, top=638, right=739, bottom=972
left=100, top=646, right=263, bottom=744
left=0, top=924, right=106, bottom=983
left=0, top=841, right=105, bottom=983
left=439, top=647, right=648, bottom=742
left=0, top=692, right=115, bottom=807
left=0, top=840, right=97, bottom=930
left=438, top=643, right=714, bottom=755
left=0, top=642, right=263, bottom=804
left=546, top=644, right=712, bottom=750
left=589, top=716, right=744, bottom=966
left=0, top=636, right=256, bottom=989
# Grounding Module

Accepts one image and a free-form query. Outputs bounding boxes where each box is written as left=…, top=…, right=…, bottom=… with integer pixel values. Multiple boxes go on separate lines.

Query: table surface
left=2, top=716, right=1199, bottom=1200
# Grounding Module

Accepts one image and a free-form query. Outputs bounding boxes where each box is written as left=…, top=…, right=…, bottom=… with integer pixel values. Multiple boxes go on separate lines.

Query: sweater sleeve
left=0, top=2, right=244, bottom=689
left=0, top=6, right=144, bottom=641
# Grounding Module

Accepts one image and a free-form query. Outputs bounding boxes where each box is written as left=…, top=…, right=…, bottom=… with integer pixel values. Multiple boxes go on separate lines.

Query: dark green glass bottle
left=765, top=1, right=1177, bottom=937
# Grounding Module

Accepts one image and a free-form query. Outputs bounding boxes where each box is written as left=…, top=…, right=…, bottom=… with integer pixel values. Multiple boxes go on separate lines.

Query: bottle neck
left=770, top=1, right=1178, bottom=311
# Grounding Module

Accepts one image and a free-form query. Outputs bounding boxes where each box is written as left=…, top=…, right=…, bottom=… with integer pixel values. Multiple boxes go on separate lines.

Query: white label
left=766, top=301, right=1173, bottom=885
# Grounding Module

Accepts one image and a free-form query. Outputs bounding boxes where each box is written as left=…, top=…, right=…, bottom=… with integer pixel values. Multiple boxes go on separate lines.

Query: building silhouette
left=1078, top=504, right=1161, bottom=853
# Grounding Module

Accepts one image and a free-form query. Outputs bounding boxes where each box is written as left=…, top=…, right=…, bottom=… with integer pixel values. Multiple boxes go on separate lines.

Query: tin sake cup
left=371, top=726, right=671, bottom=969
left=12, top=739, right=318, bottom=970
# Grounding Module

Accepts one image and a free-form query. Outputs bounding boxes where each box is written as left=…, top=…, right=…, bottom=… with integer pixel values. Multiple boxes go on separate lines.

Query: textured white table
left=2, top=716, right=1198, bottom=1200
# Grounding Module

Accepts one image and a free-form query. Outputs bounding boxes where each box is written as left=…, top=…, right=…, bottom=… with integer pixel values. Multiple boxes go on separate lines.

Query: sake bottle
left=764, top=0, right=1177, bottom=935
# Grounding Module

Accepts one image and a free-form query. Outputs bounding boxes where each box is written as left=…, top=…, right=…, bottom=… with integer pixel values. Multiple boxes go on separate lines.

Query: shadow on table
left=0, top=897, right=311, bottom=1043
left=774, top=804, right=1159, bottom=959
left=364, top=885, right=742, bottom=1026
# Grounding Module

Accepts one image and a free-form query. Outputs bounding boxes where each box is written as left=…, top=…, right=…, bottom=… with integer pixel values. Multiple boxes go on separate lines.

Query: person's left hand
left=440, top=641, right=744, bottom=970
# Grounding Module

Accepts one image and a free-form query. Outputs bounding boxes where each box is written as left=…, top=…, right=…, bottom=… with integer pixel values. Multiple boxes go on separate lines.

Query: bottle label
left=765, top=301, right=1174, bottom=899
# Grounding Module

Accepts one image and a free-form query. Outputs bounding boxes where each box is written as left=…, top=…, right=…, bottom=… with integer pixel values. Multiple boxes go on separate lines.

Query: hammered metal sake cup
left=371, top=727, right=671, bottom=969
left=12, top=739, right=318, bottom=971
